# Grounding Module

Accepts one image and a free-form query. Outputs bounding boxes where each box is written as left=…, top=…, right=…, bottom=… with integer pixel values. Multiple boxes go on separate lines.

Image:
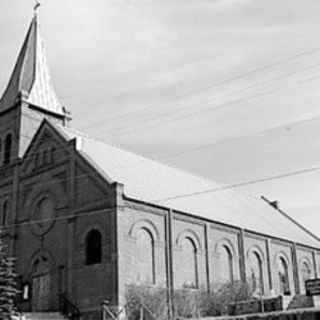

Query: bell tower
left=0, top=6, right=70, bottom=166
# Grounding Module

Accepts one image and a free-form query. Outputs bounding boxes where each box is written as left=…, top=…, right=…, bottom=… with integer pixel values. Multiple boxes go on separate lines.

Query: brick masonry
left=0, top=106, right=319, bottom=320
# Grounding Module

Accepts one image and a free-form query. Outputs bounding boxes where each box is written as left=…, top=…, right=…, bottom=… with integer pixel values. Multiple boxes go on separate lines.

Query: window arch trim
left=273, top=251, right=290, bottom=268
left=80, top=222, right=105, bottom=245
left=214, top=238, right=236, bottom=257
left=176, top=229, right=202, bottom=251
left=28, top=248, right=56, bottom=275
left=246, top=245, right=265, bottom=262
left=128, top=219, right=160, bottom=242
left=299, top=257, right=312, bottom=271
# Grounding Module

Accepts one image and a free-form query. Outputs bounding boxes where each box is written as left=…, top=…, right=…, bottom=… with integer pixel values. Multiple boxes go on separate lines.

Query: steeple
left=0, top=10, right=67, bottom=117
left=0, top=7, right=71, bottom=165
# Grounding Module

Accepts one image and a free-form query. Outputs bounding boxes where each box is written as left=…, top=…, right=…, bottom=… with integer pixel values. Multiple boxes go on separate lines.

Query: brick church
left=0, top=11, right=320, bottom=320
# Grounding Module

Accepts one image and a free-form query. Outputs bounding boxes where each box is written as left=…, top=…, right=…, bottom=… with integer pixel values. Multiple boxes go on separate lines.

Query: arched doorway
left=31, top=253, right=54, bottom=311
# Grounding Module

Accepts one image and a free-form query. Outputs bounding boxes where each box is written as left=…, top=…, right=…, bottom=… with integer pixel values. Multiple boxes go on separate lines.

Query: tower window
left=4, top=134, right=12, bottom=164
left=85, top=230, right=102, bottom=265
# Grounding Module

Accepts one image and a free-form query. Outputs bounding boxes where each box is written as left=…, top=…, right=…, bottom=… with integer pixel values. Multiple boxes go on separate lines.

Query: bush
left=125, top=284, right=168, bottom=320
left=173, top=288, right=200, bottom=319
left=213, top=281, right=253, bottom=316
left=125, top=281, right=253, bottom=319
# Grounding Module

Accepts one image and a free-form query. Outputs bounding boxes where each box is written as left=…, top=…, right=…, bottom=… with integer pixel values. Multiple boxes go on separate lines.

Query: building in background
left=0, top=12, right=320, bottom=320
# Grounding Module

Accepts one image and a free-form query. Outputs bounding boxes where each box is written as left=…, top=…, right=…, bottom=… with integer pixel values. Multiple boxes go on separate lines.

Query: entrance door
left=32, top=272, right=51, bottom=311
left=31, top=253, right=54, bottom=311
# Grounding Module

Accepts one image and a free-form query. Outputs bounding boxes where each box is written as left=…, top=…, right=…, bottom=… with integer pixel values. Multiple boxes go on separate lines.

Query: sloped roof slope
left=55, top=124, right=320, bottom=249
left=0, top=15, right=64, bottom=116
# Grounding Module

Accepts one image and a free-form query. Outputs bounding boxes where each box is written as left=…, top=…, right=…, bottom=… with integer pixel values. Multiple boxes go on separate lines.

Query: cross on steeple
left=34, top=0, right=41, bottom=15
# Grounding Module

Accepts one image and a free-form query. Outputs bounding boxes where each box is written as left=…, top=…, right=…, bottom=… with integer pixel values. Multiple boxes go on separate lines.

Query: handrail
left=101, top=299, right=160, bottom=320
left=59, top=294, right=81, bottom=320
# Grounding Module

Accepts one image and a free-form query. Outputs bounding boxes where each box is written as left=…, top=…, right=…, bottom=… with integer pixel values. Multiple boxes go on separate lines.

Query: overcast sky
left=1, top=0, right=320, bottom=237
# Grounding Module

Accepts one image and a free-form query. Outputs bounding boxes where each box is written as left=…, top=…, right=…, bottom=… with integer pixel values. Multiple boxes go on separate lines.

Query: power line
left=152, top=166, right=320, bottom=203
left=110, top=112, right=320, bottom=169
left=0, top=165, right=319, bottom=231
left=80, top=46, right=320, bottom=132
left=94, top=63, right=320, bottom=137
left=105, top=76, right=320, bottom=138
left=15, top=106, right=320, bottom=183
left=12, top=70, right=320, bottom=160
left=17, top=71, right=320, bottom=162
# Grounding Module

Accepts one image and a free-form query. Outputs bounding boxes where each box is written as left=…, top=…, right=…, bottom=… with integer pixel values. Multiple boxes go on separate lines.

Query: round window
left=31, top=197, right=55, bottom=235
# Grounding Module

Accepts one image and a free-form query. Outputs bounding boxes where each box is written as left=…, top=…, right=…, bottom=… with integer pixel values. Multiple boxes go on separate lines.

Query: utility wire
left=93, top=63, right=320, bottom=137
left=105, top=76, right=320, bottom=138
left=152, top=166, right=320, bottom=203
left=0, top=165, right=320, bottom=230
left=16, top=73, right=320, bottom=160
left=80, top=46, right=320, bottom=132
left=15, top=104, right=320, bottom=177
left=101, top=111, right=320, bottom=172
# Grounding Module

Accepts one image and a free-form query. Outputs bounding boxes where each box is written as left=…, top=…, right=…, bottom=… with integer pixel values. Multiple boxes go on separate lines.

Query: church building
left=1, top=11, right=320, bottom=320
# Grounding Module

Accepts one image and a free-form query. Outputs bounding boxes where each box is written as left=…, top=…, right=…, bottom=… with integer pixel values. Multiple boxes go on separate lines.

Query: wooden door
left=32, top=272, right=51, bottom=311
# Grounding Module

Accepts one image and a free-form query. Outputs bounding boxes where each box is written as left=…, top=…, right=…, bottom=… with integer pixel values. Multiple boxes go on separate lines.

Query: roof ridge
left=261, top=196, right=320, bottom=242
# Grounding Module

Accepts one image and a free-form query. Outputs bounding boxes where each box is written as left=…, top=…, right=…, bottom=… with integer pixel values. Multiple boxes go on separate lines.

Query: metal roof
left=56, top=124, right=320, bottom=249
left=0, top=15, right=64, bottom=116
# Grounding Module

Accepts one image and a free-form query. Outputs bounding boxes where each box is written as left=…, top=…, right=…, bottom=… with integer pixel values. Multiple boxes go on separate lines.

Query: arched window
left=4, top=134, right=12, bottom=164
left=85, top=230, right=102, bottom=265
left=250, top=252, right=263, bottom=295
left=135, top=228, right=155, bottom=284
left=2, top=200, right=8, bottom=226
left=278, top=257, right=290, bottom=295
left=180, top=237, right=198, bottom=288
left=301, top=261, right=311, bottom=286
left=220, top=245, right=233, bottom=283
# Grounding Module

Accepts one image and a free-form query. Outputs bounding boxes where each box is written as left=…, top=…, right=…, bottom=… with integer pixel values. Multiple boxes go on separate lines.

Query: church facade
left=1, top=13, right=320, bottom=320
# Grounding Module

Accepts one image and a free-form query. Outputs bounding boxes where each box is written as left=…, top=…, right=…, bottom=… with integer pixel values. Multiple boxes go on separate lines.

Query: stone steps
left=21, top=313, right=67, bottom=320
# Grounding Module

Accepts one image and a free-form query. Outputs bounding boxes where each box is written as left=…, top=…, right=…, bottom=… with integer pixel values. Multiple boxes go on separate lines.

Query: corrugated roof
left=55, top=124, right=320, bottom=249
left=0, top=15, right=64, bottom=116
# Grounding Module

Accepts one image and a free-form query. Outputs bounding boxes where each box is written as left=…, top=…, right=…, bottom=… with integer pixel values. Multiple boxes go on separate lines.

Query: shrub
left=125, top=281, right=253, bottom=319
left=125, top=284, right=168, bottom=320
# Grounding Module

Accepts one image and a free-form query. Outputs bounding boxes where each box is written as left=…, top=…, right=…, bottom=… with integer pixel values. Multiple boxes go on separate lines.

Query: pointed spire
left=0, top=10, right=66, bottom=117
